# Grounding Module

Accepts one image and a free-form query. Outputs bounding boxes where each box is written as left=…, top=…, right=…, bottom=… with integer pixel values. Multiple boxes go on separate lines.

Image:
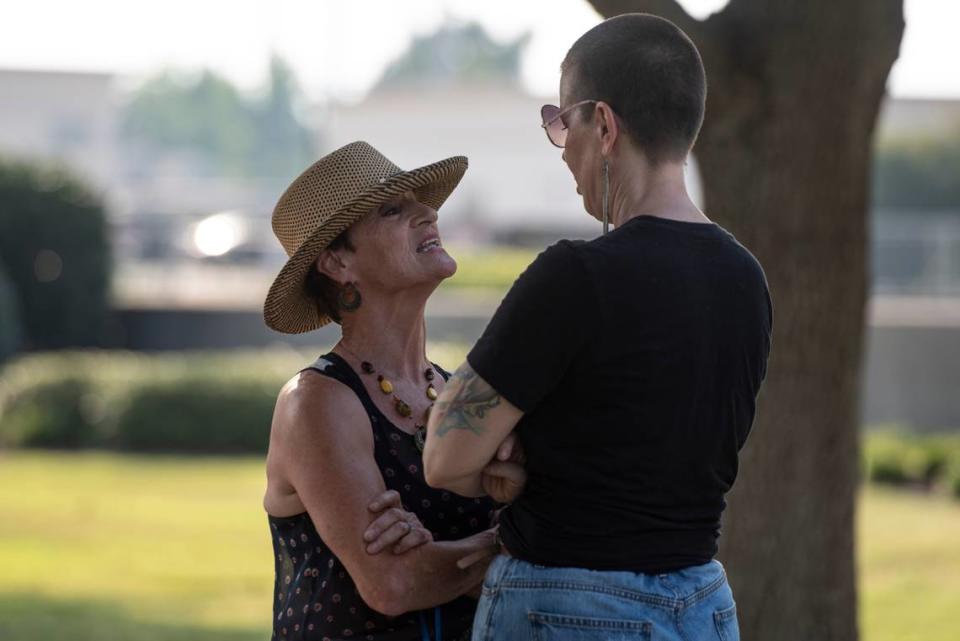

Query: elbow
left=357, top=573, right=413, bottom=617
left=423, top=463, right=449, bottom=490
left=422, top=429, right=483, bottom=494
left=426, top=468, right=485, bottom=498
left=423, top=414, right=464, bottom=489
left=422, top=448, right=452, bottom=489
left=423, top=456, right=467, bottom=492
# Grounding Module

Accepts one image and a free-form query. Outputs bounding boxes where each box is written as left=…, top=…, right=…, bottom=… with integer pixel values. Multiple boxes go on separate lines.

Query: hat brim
left=263, top=155, right=468, bottom=334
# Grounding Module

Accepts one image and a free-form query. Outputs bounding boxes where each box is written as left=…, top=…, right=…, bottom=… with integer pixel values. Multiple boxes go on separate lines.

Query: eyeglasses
left=540, top=100, right=597, bottom=148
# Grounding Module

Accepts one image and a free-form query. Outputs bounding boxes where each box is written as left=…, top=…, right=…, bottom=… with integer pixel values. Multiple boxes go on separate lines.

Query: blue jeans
left=470, top=555, right=739, bottom=641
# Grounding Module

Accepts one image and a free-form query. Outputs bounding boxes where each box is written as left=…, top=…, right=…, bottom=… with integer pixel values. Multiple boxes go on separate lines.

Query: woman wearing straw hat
left=262, top=141, right=502, bottom=641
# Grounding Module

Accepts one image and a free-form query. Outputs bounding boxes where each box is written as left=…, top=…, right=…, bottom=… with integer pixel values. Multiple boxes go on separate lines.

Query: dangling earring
left=338, top=281, right=362, bottom=312
left=601, top=157, right=610, bottom=235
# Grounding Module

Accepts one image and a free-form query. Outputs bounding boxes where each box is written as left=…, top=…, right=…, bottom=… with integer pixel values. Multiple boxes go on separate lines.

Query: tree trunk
left=586, top=2, right=904, bottom=639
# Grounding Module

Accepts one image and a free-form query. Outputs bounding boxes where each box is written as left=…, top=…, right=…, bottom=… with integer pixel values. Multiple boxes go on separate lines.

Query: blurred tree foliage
left=0, top=160, right=111, bottom=351
left=0, top=261, right=21, bottom=365
left=122, top=56, right=317, bottom=187
left=873, top=127, right=960, bottom=210
left=373, top=22, right=529, bottom=92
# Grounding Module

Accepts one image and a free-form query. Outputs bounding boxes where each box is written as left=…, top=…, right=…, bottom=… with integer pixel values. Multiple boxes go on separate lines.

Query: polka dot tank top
left=269, top=352, right=498, bottom=641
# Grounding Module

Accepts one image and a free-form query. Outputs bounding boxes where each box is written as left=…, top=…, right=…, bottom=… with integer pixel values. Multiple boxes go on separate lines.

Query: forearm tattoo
left=434, top=364, right=502, bottom=437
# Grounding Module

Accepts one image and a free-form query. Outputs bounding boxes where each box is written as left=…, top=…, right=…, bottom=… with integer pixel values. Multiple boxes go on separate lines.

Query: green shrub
left=863, top=430, right=960, bottom=494
left=116, top=379, right=277, bottom=453
left=0, top=350, right=294, bottom=452
left=864, top=431, right=929, bottom=485
left=927, top=436, right=960, bottom=498
left=948, top=463, right=960, bottom=499
left=2, top=378, right=94, bottom=448
left=2, top=348, right=391, bottom=453
left=0, top=344, right=471, bottom=454
left=0, top=160, right=111, bottom=350
left=918, top=440, right=952, bottom=484
left=0, top=351, right=133, bottom=448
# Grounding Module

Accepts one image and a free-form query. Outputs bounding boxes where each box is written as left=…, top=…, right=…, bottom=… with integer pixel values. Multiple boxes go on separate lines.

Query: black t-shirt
left=468, top=215, right=772, bottom=574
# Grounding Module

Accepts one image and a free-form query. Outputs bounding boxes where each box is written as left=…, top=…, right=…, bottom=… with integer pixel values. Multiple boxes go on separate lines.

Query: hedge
left=863, top=428, right=960, bottom=492
left=0, top=345, right=469, bottom=453
left=0, top=350, right=301, bottom=453
left=4, top=349, right=958, bottom=495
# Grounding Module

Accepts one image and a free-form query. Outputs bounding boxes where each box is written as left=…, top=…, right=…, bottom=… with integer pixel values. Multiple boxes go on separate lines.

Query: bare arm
left=272, top=372, right=497, bottom=616
left=423, top=362, right=524, bottom=497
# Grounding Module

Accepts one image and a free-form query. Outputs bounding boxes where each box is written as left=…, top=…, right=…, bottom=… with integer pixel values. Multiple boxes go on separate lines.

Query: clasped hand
left=361, top=432, right=526, bottom=569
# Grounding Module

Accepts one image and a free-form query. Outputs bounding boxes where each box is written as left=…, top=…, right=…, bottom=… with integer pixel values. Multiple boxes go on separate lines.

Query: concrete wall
left=862, top=325, right=960, bottom=430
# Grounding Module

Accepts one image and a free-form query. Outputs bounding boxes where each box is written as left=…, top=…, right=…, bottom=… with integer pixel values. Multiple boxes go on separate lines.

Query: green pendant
left=414, top=426, right=427, bottom=452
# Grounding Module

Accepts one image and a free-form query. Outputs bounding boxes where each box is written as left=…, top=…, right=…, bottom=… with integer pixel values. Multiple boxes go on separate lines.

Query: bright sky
left=0, top=0, right=956, bottom=100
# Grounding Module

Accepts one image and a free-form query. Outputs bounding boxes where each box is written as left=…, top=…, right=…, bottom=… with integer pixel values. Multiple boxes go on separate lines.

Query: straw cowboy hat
left=263, top=141, right=468, bottom=334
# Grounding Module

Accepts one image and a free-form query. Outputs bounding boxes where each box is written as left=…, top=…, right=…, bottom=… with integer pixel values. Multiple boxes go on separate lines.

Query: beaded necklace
left=338, top=345, right=437, bottom=452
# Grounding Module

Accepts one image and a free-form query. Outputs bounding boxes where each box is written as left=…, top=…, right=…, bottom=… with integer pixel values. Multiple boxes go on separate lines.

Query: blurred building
left=0, top=68, right=274, bottom=267
left=873, top=211, right=960, bottom=297
left=0, top=68, right=119, bottom=200
left=1, top=66, right=956, bottom=280
left=1, top=66, right=959, bottom=428
left=1, top=65, right=959, bottom=299
left=878, top=97, right=960, bottom=137
left=324, top=84, right=703, bottom=244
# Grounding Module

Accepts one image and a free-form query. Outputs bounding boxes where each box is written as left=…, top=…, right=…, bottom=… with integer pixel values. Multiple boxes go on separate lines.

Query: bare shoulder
left=264, top=368, right=375, bottom=515
left=266, top=369, right=373, bottom=483
left=272, top=369, right=370, bottom=445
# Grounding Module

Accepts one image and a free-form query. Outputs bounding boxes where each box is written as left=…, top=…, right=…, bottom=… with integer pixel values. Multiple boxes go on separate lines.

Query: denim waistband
left=483, top=555, right=729, bottom=613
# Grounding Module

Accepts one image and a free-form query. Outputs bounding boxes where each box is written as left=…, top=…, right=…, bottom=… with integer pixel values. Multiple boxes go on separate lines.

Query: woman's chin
left=435, top=251, right=458, bottom=279
left=417, top=249, right=457, bottom=281
left=582, top=195, right=597, bottom=219
left=582, top=200, right=602, bottom=222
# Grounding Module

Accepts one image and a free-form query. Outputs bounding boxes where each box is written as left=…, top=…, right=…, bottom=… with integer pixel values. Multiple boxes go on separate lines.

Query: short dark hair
left=304, top=228, right=355, bottom=325
left=561, top=13, right=706, bottom=164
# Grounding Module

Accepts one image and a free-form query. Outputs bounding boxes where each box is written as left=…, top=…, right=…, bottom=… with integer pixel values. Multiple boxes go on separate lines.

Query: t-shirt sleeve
left=467, top=240, right=592, bottom=413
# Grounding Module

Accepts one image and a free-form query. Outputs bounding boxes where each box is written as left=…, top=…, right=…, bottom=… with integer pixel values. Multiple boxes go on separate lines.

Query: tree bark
left=586, top=2, right=904, bottom=639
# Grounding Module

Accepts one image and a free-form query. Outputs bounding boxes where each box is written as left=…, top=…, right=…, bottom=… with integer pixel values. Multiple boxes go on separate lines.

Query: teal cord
left=417, top=608, right=443, bottom=641
left=418, top=611, right=430, bottom=641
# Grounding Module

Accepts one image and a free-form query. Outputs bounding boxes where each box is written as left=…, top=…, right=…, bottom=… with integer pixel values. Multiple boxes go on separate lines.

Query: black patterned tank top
left=269, top=352, right=498, bottom=641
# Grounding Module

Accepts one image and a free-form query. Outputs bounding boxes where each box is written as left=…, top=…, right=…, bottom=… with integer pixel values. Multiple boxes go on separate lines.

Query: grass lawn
left=0, top=451, right=272, bottom=641
left=858, top=485, right=960, bottom=641
left=0, top=451, right=958, bottom=641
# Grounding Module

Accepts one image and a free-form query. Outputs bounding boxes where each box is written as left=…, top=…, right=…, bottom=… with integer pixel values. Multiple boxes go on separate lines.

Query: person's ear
left=316, top=248, right=349, bottom=283
left=596, top=101, right=619, bottom=157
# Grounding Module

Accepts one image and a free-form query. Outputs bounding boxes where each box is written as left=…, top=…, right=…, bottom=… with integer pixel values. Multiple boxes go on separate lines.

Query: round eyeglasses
left=540, top=100, right=598, bottom=148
